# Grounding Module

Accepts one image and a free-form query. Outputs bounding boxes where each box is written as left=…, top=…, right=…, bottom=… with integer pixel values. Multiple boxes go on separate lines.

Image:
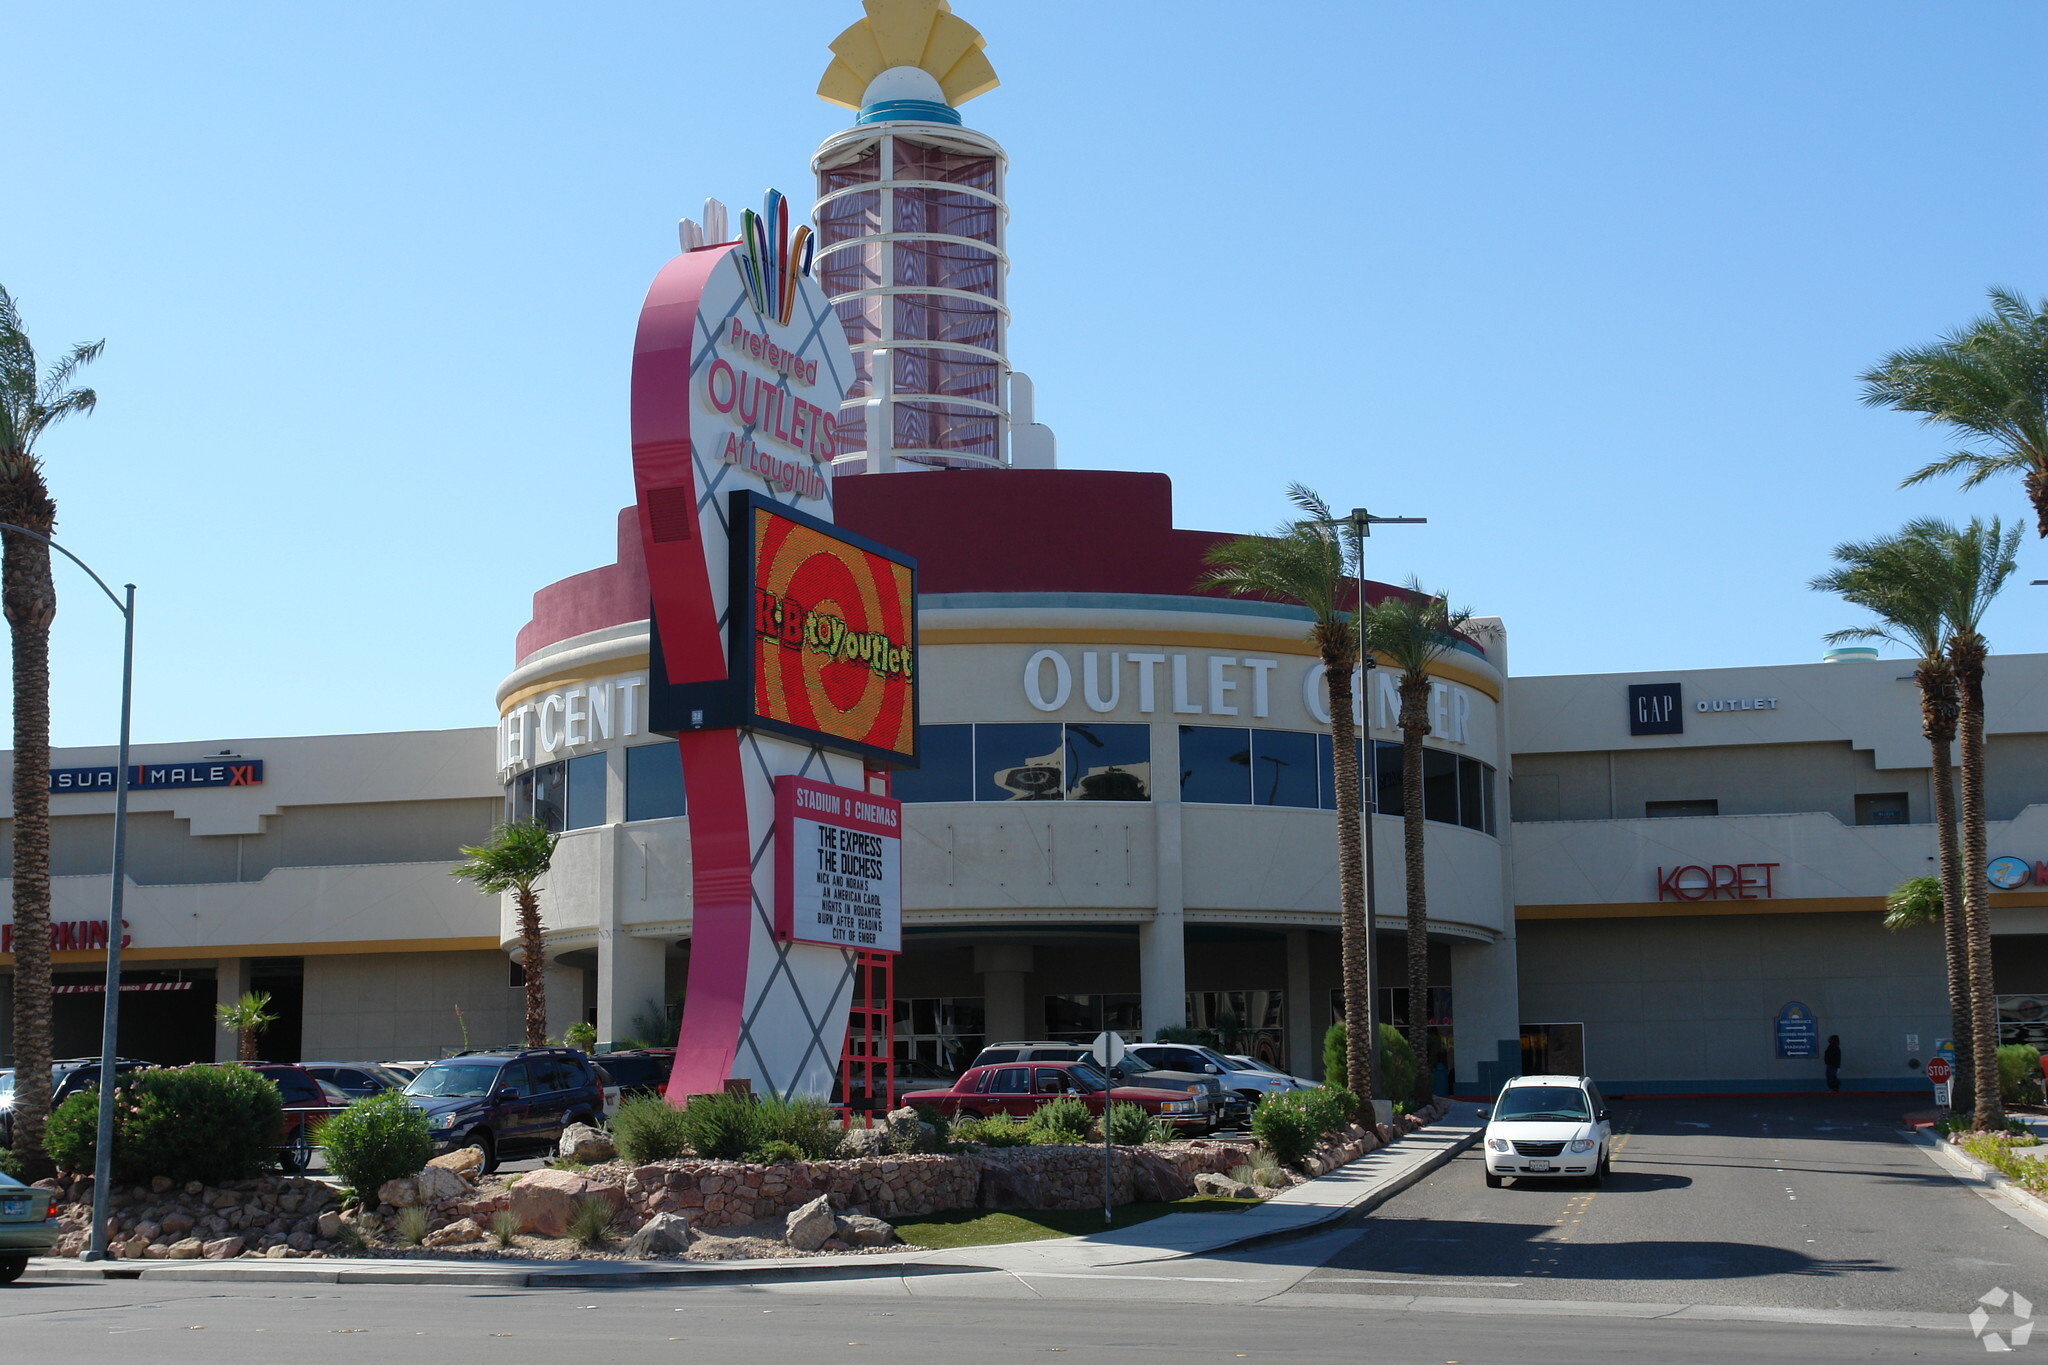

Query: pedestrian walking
left=1824, top=1035, right=1842, bottom=1092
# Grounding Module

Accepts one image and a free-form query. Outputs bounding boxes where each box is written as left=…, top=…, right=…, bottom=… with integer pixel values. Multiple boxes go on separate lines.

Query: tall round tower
left=812, top=1, right=1053, bottom=475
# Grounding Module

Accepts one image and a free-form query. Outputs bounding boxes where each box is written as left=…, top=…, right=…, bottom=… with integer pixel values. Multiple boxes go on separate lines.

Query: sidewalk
left=20, top=1104, right=1484, bottom=1288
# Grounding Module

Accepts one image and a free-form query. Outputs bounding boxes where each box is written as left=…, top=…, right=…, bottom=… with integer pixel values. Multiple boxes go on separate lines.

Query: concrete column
left=599, top=933, right=669, bottom=1047
left=1285, top=930, right=1315, bottom=1077
left=1450, top=936, right=1521, bottom=1097
left=215, top=958, right=251, bottom=1062
left=975, top=944, right=1032, bottom=1042
left=1144, top=721, right=1188, bottom=1037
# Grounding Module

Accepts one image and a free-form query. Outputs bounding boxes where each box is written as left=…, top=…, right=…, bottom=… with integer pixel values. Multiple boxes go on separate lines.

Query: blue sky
left=6, top=1, right=2044, bottom=747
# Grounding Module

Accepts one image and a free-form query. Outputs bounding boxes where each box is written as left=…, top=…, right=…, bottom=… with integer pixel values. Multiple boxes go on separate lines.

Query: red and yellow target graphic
left=751, top=504, right=916, bottom=763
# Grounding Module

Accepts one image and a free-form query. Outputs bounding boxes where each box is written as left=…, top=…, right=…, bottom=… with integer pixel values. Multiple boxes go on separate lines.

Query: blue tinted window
left=625, top=742, right=686, bottom=821
left=1064, top=724, right=1150, bottom=801
left=1423, top=747, right=1459, bottom=824
left=1315, top=734, right=1367, bottom=811
left=532, top=762, right=568, bottom=833
left=978, top=723, right=1064, bottom=801
left=1458, top=756, right=1486, bottom=831
left=565, top=752, right=607, bottom=829
left=1373, top=741, right=1405, bottom=818
left=1251, top=730, right=1317, bottom=808
left=1179, top=726, right=1251, bottom=805
left=894, top=724, right=973, bottom=802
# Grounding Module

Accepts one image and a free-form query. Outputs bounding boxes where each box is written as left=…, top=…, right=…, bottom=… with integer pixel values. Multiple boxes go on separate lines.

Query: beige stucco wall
left=300, top=949, right=524, bottom=1060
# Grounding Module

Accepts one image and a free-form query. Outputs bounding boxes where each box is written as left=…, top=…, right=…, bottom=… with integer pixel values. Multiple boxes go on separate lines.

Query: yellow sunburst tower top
left=818, top=0, right=998, bottom=125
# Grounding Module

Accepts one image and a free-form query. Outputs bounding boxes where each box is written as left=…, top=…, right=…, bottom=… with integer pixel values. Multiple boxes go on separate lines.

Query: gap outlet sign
left=774, top=775, right=901, bottom=953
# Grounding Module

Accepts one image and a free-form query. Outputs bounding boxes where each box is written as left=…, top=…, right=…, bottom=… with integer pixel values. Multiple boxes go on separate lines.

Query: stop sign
left=1927, top=1056, right=1953, bottom=1085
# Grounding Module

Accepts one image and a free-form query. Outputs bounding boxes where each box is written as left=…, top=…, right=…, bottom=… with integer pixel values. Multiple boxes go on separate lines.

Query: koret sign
left=1657, top=862, right=1779, bottom=901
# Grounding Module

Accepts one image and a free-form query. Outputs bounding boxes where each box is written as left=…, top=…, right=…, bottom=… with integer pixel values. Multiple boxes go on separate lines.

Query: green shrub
left=566, top=1196, right=614, bottom=1248
left=45, top=1064, right=284, bottom=1184
left=563, top=1021, right=597, bottom=1054
left=1231, top=1149, right=1288, bottom=1189
left=751, top=1094, right=840, bottom=1160
left=321, top=1090, right=433, bottom=1197
left=754, top=1139, right=806, bottom=1163
left=611, top=1096, right=693, bottom=1164
left=1250, top=1091, right=1319, bottom=1167
left=395, top=1206, right=429, bottom=1246
left=1323, top=1020, right=1348, bottom=1085
left=675, top=1091, right=755, bottom=1161
left=0, top=1145, right=22, bottom=1180
left=1998, top=1045, right=2043, bottom=1104
left=1378, top=1024, right=1416, bottom=1108
left=491, top=1209, right=519, bottom=1248
left=957, top=1112, right=1032, bottom=1147
left=1302, top=1086, right=1359, bottom=1135
left=1027, top=1096, right=1092, bottom=1145
left=1104, top=1102, right=1164, bottom=1145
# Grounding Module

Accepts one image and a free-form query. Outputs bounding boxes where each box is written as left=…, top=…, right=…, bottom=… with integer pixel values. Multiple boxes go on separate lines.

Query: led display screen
left=749, top=500, right=917, bottom=765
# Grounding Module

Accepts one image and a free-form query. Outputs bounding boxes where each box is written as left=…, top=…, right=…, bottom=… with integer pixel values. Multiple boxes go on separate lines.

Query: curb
left=1902, top=1128, right=2048, bottom=1234
left=22, top=1115, right=1482, bottom=1288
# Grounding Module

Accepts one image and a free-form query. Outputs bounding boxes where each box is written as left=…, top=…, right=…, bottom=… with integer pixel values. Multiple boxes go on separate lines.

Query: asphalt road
left=1298, top=1095, right=2048, bottom=1319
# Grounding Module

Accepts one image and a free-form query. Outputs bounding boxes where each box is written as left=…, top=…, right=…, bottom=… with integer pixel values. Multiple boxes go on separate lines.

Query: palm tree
left=451, top=819, right=560, bottom=1047
left=1863, top=287, right=2048, bottom=537
left=1923, top=516, right=2022, bottom=1128
left=215, top=990, right=278, bottom=1062
left=0, top=286, right=101, bottom=1169
left=1360, top=578, right=1473, bottom=1108
left=1201, top=485, right=1377, bottom=1105
left=1883, top=876, right=1945, bottom=934
left=1812, top=530, right=1974, bottom=1109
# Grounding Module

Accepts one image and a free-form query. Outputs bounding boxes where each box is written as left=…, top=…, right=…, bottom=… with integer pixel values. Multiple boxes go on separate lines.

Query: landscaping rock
left=264, top=1244, right=290, bottom=1258
left=976, top=1163, right=1044, bottom=1209
left=376, top=1176, right=420, bottom=1208
left=316, top=1211, right=344, bottom=1240
left=427, top=1147, right=484, bottom=1180
left=785, top=1194, right=837, bottom=1251
left=884, top=1106, right=934, bottom=1154
left=622, top=1211, right=694, bottom=1258
left=415, top=1164, right=472, bottom=1205
left=422, top=1217, right=484, bottom=1248
left=201, top=1236, right=245, bottom=1260
left=558, top=1123, right=616, bottom=1163
left=1193, top=1172, right=1260, bottom=1200
left=511, top=1168, right=623, bottom=1237
left=834, top=1213, right=897, bottom=1247
left=836, top=1126, right=890, bottom=1159
left=165, top=1237, right=205, bottom=1259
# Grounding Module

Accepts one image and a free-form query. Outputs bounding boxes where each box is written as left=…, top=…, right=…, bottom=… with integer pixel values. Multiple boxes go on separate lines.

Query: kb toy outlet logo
left=1971, top=1286, right=2035, bottom=1351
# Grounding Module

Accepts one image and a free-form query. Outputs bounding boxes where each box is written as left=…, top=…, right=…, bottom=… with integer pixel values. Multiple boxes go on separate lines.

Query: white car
left=1479, top=1074, right=1612, bottom=1187
left=1227, top=1054, right=1317, bottom=1088
left=1127, top=1043, right=1308, bottom=1107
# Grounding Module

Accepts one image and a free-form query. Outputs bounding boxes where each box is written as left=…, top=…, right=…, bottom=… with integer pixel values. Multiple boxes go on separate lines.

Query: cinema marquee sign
left=1657, top=862, right=1780, bottom=902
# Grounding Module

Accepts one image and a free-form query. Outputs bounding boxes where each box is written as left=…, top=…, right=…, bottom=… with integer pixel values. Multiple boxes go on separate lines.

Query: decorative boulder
left=422, top=1217, right=484, bottom=1248
left=976, top=1164, right=1044, bottom=1210
left=883, top=1106, right=933, bottom=1154
left=415, top=1164, right=472, bottom=1205
left=427, top=1147, right=485, bottom=1180
left=622, top=1212, right=694, bottom=1258
left=376, top=1176, right=421, bottom=1209
left=558, top=1123, right=617, bottom=1163
left=164, top=1237, right=205, bottom=1259
left=200, top=1236, right=245, bottom=1260
left=837, top=1125, right=890, bottom=1159
left=834, top=1214, right=897, bottom=1247
left=784, top=1194, right=837, bottom=1252
left=1193, top=1172, right=1260, bottom=1200
left=511, top=1169, right=624, bottom=1238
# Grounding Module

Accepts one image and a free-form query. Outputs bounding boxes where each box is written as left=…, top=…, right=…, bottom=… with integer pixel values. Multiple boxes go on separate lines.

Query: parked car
left=379, top=1061, right=430, bottom=1084
left=902, top=1060, right=1212, bottom=1131
left=302, top=1062, right=411, bottom=1100
left=970, top=1042, right=1242, bottom=1128
left=1227, top=1054, right=1317, bottom=1088
left=591, top=1049, right=674, bottom=1103
left=592, top=1063, right=622, bottom=1119
left=1128, top=1042, right=1309, bottom=1108
left=243, top=1063, right=350, bottom=1173
left=1478, top=1074, right=1612, bottom=1187
left=400, top=1047, right=605, bottom=1173
left=0, top=1168, right=58, bottom=1283
left=1, top=1058, right=152, bottom=1147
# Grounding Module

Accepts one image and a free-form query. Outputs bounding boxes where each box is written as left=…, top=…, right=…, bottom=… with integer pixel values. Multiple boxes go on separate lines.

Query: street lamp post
left=0, top=525, right=134, bottom=1263
left=1317, top=508, right=1424, bottom=1112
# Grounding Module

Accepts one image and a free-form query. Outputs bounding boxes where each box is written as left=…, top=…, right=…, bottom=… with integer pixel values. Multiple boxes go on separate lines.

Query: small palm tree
left=0, top=285, right=102, bottom=1173
left=1864, top=287, right=2048, bottom=537
left=1812, top=528, right=1974, bottom=1108
left=452, top=820, right=560, bottom=1047
left=215, top=990, right=278, bottom=1062
left=1883, top=876, right=1945, bottom=934
left=1924, top=516, right=2022, bottom=1129
left=1360, top=578, right=1473, bottom=1109
left=1201, top=485, right=1377, bottom=1106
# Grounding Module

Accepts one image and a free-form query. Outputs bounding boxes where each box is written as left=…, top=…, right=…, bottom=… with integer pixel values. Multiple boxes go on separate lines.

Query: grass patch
left=891, top=1196, right=1261, bottom=1250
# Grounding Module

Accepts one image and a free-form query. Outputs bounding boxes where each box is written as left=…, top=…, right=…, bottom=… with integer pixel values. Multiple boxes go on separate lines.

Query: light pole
left=1316, top=508, right=1424, bottom=1113
left=0, top=525, right=134, bottom=1263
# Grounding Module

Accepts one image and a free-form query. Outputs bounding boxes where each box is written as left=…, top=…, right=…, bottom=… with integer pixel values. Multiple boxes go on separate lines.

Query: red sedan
left=244, top=1063, right=349, bottom=1172
left=902, top=1060, right=1214, bottom=1131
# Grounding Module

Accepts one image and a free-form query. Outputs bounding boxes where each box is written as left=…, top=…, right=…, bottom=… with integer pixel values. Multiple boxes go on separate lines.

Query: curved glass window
left=895, top=724, right=1150, bottom=803
left=1250, top=729, right=1317, bottom=808
left=1064, top=724, right=1150, bottom=801
left=625, top=742, right=685, bottom=822
left=1179, top=726, right=1251, bottom=805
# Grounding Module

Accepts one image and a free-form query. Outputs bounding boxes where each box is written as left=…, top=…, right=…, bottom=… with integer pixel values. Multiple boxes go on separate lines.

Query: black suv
left=1, top=1058, right=150, bottom=1147
left=399, top=1048, right=603, bottom=1173
left=969, top=1042, right=1244, bottom=1129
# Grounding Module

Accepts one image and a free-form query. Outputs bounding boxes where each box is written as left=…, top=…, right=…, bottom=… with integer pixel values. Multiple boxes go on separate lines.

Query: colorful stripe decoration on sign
left=739, top=189, right=815, bottom=327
